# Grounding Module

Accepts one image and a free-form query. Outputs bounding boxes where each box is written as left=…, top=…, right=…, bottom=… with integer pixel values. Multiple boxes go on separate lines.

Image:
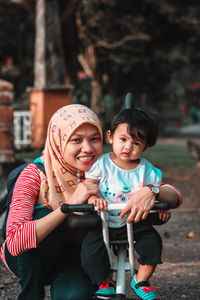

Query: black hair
left=110, top=107, right=159, bottom=147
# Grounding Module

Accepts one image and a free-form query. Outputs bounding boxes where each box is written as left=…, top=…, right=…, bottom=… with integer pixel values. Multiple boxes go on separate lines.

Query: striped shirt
left=0, top=163, right=41, bottom=271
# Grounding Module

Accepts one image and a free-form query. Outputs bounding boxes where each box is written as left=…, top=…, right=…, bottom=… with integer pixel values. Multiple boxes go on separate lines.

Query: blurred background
left=0, top=0, right=200, bottom=205
left=0, top=1, right=200, bottom=298
left=0, top=0, right=199, bottom=189
left=0, top=0, right=200, bottom=140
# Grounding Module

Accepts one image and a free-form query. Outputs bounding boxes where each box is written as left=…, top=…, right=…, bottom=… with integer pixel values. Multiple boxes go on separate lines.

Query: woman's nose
left=82, top=140, right=93, bottom=152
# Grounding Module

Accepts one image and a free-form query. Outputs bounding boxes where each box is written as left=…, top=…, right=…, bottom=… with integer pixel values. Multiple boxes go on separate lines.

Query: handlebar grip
left=151, top=201, right=171, bottom=211
left=60, top=202, right=170, bottom=214
left=60, top=203, right=95, bottom=214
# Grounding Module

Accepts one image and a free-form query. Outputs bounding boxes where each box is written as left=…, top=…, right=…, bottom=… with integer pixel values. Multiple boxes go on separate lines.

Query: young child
left=81, top=107, right=171, bottom=300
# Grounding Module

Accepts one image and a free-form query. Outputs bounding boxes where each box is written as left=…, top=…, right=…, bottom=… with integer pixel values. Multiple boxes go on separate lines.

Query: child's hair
left=110, top=107, right=159, bottom=147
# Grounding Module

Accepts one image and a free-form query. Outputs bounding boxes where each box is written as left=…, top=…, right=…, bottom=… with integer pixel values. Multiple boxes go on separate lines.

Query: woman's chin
left=77, top=162, right=93, bottom=172
left=76, top=154, right=101, bottom=171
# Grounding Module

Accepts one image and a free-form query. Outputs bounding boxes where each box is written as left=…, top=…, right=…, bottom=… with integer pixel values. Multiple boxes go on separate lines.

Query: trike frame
left=61, top=201, right=170, bottom=300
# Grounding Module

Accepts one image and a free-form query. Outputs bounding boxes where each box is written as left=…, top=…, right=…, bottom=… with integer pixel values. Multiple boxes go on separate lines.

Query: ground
left=0, top=163, right=200, bottom=299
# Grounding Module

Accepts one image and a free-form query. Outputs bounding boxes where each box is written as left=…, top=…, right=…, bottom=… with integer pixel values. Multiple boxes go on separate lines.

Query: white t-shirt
left=85, top=153, right=162, bottom=228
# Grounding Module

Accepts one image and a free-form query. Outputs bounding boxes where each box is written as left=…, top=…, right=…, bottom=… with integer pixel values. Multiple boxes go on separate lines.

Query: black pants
left=5, top=207, right=96, bottom=300
left=81, top=221, right=163, bottom=285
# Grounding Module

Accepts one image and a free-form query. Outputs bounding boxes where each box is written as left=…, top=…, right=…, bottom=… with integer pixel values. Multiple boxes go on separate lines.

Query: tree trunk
left=78, top=46, right=104, bottom=117
left=91, top=79, right=102, bottom=116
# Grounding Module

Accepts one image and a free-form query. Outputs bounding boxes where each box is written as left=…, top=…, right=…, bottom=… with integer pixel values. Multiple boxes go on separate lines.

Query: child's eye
left=133, top=141, right=140, bottom=146
left=120, top=138, right=126, bottom=142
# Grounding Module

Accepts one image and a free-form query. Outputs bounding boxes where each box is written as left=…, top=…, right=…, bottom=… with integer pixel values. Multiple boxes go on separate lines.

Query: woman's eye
left=120, top=138, right=126, bottom=141
left=91, top=137, right=101, bottom=142
left=71, top=138, right=81, bottom=143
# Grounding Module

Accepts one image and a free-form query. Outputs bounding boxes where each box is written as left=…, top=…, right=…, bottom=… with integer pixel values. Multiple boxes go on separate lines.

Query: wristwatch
left=147, top=184, right=160, bottom=200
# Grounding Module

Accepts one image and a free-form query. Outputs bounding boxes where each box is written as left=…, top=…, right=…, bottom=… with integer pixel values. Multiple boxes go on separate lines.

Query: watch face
left=152, top=187, right=159, bottom=194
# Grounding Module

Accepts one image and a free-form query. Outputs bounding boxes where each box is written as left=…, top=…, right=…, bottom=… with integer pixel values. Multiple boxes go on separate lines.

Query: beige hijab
left=37, top=104, right=102, bottom=210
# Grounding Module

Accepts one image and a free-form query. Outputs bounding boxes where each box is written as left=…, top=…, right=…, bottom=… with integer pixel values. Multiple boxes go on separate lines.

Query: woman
left=0, top=104, right=181, bottom=300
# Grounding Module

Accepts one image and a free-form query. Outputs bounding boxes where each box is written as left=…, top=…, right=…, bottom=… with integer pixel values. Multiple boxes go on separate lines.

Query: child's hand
left=159, top=210, right=171, bottom=221
left=88, top=196, right=108, bottom=211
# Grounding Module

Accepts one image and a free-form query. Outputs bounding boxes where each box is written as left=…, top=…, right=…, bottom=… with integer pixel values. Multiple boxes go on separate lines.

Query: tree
left=72, top=0, right=200, bottom=115
left=0, top=1, right=34, bottom=99
left=1, top=0, right=200, bottom=122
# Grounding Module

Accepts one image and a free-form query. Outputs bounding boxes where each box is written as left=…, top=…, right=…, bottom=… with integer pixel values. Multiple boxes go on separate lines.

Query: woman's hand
left=67, top=180, right=99, bottom=205
left=120, top=187, right=155, bottom=223
left=88, top=195, right=108, bottom=211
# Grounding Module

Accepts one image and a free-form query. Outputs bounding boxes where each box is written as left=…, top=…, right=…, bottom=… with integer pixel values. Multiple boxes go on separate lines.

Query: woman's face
left=63, top=123, right=102, bottom=171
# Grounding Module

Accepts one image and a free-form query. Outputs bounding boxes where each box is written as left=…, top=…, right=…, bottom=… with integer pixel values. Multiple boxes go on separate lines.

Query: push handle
left=125, top=92, right=135, bottom=109
left=60, top=203, right=95, bottom=214
left=151, top=201, right=171, bottom=211
left=60, top=201, right=170, bottom=214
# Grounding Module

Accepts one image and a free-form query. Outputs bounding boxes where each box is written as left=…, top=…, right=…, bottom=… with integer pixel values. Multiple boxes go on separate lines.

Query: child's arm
left=158, top=210, right=171, bottom=221
left=84, top=178, right=108, bottom=211
left=88, top=195, right=108, bottom=211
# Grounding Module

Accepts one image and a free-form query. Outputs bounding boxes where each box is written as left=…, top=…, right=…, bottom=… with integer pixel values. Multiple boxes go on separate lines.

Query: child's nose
left=125, top=142, right=133, bottom=151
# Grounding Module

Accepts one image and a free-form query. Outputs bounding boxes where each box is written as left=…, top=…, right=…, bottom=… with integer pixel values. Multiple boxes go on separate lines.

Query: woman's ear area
left=106, top=130, right=113, bottom=144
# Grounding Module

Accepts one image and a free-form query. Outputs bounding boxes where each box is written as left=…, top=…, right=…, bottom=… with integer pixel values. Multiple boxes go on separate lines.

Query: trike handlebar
left=60, top=201, right=171, bottom=214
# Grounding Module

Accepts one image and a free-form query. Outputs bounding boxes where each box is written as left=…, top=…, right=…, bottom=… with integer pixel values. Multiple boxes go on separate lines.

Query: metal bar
left=100, top=211, right=113, bottom=266
left=127, top=223, right=135, bottom=277
left=115, top=245, right=127, bottom=296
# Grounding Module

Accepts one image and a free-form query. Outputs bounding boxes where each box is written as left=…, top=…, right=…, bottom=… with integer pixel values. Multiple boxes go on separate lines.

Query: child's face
left=63, top=124, right=102, bottom=172
left=107, top=123, right=147, bottom=169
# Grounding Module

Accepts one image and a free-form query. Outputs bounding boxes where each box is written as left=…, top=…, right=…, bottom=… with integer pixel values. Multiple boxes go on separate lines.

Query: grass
left=141, top=144, right=196, bottom=168
left=103, top=143, right=196, bottom=168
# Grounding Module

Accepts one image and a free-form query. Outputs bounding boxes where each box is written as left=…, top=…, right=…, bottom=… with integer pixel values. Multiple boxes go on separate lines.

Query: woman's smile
left=78, top=155, right=96, bottom=163
left=64, top=123, right=102, bottom=171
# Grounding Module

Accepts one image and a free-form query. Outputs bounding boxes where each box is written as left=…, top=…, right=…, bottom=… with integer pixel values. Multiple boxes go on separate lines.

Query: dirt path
left=126, top=208, right=200, bottom=299
left=0, top=207, right=199, bottom=300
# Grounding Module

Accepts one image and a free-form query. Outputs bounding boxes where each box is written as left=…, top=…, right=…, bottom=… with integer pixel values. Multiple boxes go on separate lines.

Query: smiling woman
left=0, top=104, right=103, bottom=300
left=63, top=124, right=102, bottom=172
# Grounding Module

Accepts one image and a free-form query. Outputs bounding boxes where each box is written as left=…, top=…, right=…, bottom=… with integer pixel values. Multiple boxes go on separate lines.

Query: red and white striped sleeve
left=6, top=163, right=41, bottom=256
left=161, top=182, right=182, bottom=207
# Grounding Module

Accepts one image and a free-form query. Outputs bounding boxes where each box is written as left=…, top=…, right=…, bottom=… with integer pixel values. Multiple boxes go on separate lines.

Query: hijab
left=37, top=104, right=102, bottom=210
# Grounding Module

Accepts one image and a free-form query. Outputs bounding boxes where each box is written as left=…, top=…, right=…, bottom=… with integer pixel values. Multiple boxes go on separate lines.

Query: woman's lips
left=78, top=156, right=95, bottom=163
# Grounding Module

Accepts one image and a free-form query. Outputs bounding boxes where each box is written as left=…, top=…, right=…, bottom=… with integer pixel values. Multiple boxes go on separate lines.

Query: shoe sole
left=93, top=296, right=113, bottom=299
left=132, top=289, right=157, bottom=300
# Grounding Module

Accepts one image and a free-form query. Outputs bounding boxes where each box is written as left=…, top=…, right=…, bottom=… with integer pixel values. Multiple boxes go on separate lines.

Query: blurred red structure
left=189, top=83, right=200, bottom=92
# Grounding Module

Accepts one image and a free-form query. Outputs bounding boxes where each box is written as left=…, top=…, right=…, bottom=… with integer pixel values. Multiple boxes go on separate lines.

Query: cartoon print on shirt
left=101, top=186, right=135, bottom=216
left=115, top=187, right=135, bottom=203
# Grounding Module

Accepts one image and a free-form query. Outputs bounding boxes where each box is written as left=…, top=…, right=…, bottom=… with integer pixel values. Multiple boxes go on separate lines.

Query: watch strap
left=147, top=184, right=159, bottom=200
